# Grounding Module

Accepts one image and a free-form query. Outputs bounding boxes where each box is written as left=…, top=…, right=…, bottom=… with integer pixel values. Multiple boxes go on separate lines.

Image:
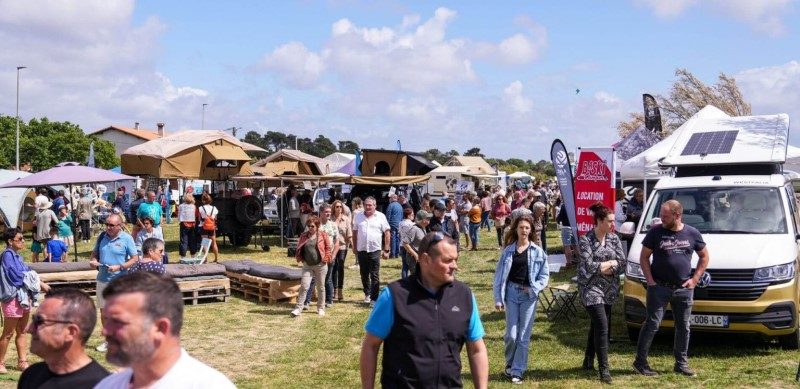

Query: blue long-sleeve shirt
left=2, top=248, right=30, bottom=288
left=386, top=202, right=403, bottom=226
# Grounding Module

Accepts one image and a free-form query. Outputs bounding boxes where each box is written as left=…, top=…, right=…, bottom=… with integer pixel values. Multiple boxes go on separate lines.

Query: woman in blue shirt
left=492, top=214, right=550, bottom=384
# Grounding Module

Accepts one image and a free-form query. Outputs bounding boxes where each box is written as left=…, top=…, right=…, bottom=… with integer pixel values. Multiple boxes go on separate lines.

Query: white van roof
left=661, top=114, right=789, bottom=167
left=655, top=174, right=787, bottom=189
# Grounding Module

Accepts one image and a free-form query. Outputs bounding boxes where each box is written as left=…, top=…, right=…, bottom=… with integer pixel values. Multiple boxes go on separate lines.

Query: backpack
left=202, top=205, right=217, bottom=231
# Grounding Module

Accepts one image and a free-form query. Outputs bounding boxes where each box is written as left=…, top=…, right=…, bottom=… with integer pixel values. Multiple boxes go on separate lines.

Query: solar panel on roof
left=680, top=130, right=738, bottom=156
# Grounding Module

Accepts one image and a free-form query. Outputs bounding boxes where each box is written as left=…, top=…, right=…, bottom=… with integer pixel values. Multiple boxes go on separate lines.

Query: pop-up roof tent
left=251, top=149, right=327, bottom=176
left=0, top=170, right=32, bottom=228
left=358, top=149, right=436, bottom=177
left=121, top=131, right=264, bottom=179
left=619, top=105, right=731, bottom=180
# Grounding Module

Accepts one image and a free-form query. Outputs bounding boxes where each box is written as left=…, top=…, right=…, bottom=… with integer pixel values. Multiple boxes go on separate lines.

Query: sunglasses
left=31, top=315, right=73, bottom=329
left=105, top=223, right=120, bottom=228
left=12, top=236, right=24, bottom=242
left=418, top=231, right=448, bottom=254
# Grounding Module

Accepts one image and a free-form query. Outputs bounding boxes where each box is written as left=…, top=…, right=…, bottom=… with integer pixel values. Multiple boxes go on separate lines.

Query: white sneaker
left=290, top=308, right=302, bottom=317
left=363, top=296, right=371, bottom=304
left=96, top=342, right=108, bottom=352
left=511, top=376, right=523, bottom=384
left=318, top=309, right=325, bottom=316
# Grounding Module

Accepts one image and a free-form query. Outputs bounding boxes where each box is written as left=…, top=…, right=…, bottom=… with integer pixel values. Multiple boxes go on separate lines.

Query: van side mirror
left=617, top=221, right=636, bottom=239
left=795, top=233, right=800, bottom=241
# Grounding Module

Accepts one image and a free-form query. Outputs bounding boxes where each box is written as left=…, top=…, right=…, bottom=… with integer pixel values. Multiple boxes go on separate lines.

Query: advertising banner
left=574, top=147, right=616, bottom=236
left=550, top=140, right=576, bottom=232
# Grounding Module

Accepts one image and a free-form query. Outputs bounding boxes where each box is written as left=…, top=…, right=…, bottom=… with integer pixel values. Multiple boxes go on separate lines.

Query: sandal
left=0, top=365, right=7, bottom=374
left=17, top=360, right=28, bottom=371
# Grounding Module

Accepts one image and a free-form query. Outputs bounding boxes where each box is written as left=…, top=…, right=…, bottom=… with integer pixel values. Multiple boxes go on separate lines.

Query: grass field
left=0, top=222, right=798, bottom=388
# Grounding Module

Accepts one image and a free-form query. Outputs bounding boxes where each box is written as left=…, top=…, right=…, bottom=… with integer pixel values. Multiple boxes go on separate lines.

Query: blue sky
left=1, top=0, right=798, bottom=159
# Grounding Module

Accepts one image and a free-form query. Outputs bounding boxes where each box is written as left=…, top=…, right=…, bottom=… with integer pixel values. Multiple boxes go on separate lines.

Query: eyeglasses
left=12, top=236, right=24, bottom=242
left=31, top=315, right=73, bottom=329
left=105, top=223, right=119, bottom=228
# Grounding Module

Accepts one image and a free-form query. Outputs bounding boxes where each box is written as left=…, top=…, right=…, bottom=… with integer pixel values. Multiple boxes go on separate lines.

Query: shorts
left=2, top=298, right=30, bottom=318
left=459, top=221, right=469, bottom=233
left=31, top=239, right=46, bottom=253
left=96, top=281, right=109, bottom=309
left=560, top=227, right=576, bottom=246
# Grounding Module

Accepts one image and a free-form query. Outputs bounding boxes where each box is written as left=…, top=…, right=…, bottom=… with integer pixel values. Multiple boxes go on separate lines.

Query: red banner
left=574, top=149, right=615, bottom=236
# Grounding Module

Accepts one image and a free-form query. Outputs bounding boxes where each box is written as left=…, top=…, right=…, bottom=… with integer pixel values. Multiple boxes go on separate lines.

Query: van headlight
left=626, top=262, right=645, bottom=281
left=753, top=263, right=796, bottom=283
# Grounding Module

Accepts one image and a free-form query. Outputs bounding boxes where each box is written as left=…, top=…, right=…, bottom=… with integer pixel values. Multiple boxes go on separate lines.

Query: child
left=57, top=205, right=74, bottom=246
left=46, top=228, right=68, bottom=263
left=129, top=237, right=166, bottom=275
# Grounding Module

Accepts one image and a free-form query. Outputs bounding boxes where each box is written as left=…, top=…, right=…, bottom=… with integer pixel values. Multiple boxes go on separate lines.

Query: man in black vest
left=360, top=232, right=488, bottom=388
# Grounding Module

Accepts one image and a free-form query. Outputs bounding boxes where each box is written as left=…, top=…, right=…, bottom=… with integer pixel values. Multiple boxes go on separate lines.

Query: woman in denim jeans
left=492, top=214, right=550, bottom=385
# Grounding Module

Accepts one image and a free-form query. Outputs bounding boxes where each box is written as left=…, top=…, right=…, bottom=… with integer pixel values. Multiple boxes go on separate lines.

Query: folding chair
left=180, top=238, right=211, bottom=265
left=544, top=284, right=579, bottom=321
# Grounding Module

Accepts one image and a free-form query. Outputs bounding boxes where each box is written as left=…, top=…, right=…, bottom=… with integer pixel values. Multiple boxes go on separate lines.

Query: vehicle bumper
left=624, top=278, right=798, bottom=336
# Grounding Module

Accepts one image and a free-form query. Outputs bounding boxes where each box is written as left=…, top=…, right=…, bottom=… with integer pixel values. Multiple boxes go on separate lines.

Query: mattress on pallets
left=226, top=271, right=301, bottom=303
left=38, top=270, right=98, bottom=283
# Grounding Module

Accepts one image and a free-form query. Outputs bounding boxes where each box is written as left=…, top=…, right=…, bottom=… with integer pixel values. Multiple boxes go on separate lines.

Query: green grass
left=2, top=223, right=798, bottom=388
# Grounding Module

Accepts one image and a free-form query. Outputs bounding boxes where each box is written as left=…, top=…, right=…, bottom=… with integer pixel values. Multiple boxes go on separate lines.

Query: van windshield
left=641, top=187, right=787, bottom=234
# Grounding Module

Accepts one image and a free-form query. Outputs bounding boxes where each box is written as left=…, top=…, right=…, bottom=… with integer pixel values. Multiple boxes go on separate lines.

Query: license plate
left=690, top=314, right=729, bottom=328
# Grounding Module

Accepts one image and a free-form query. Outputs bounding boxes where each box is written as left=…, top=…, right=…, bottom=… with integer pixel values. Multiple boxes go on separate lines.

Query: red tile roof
left=90, top=126, right=161, bottom=141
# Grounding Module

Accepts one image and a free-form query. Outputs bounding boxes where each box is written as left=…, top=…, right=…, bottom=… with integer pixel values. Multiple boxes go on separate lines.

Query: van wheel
left=778, top=328, right=800, bottom=349
left=627, top=326, right=640, bottom=343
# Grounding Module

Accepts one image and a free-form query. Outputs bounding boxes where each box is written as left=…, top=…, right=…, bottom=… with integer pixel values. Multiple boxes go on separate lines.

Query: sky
left=0, top=0, right=798, bottom=160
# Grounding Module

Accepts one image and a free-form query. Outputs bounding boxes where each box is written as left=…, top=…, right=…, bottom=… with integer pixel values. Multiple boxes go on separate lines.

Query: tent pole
left=280, top=178, right=284, bottom=248
left=70, top=183, right=79, bottom=262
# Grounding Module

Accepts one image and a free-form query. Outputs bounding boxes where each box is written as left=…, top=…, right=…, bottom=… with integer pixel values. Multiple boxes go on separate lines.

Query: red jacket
left=295, top=231, right=333, bottom=264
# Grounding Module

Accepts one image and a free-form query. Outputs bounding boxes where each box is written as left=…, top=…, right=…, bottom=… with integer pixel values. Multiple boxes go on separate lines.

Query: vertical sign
left=574, top=147, right=616, bottom=236
left=550, top=140, right=577, bottom=232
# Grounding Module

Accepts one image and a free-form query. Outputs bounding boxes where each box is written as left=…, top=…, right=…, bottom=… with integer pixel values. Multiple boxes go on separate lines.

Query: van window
left=641, top=187, right=787, bottom=234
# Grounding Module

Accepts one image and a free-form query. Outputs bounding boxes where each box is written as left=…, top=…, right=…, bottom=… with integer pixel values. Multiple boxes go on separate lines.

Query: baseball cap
left=416, top=210, right=433, bottom=221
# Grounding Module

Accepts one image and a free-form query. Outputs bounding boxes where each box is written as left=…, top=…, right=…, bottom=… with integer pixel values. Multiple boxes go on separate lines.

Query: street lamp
left=201, top=103, right=208, bottom=130
left=15, top=66, right=26, bottom=171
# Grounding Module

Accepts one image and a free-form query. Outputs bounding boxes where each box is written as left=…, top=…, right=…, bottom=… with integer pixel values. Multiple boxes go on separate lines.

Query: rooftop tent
left=619, top=105, right=731, bottom=181
left=323, top=152, right=355, bottom=173
left=252, top=149, right=327, bottom=176
left=0, top=170, right=33, bottom=228
left=121, top=131, right=262, bottom=179
left=337, top=158, right=356, bottom=175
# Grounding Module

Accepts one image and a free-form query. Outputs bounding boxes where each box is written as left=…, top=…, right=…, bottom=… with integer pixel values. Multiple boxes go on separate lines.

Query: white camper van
left=622, top=113, right=800, bottom=348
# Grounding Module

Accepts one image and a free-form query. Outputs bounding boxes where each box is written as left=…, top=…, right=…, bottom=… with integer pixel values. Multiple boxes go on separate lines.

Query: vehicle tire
left=778, top=327, right=800, bottom=349
left=235, top=196, right=262, bottom=225
left=627, top=325, right=640, bottom=343
left=230, top=231, right=252, bottom=246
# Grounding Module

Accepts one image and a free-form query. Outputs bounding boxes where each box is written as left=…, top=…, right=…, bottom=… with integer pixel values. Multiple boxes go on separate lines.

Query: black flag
left=643, top=94, right=662, bottom=133
left=550, top=139, right=577, bottom=232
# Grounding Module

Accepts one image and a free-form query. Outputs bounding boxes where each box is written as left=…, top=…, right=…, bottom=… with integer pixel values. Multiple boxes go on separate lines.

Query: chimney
left=157, top=123, right=165, bottom=137
left=134, top=122, right=140, bottom=130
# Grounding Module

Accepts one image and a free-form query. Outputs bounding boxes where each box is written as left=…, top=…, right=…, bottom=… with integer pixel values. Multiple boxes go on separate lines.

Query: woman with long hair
left=491, top=195, right=511, bottom=249
left=577, top=201, right=625, bottom=384
left=331, top=200, right=351, bottom=301
left=291, top=216, right=332, bottom=317
left=198, top=192, right=219, bottom=262
left=0, top=228, right=50, bottom=373
left=492, top=215, right=550, bottom=384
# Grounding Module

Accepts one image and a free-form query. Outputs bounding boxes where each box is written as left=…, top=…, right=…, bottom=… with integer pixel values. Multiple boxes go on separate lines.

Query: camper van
left=622, top=113, right=800, bottom=349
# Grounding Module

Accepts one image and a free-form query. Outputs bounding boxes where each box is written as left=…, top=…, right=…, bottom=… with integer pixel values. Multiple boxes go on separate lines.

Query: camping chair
left=180, top=238, right=211, bottom=265
left=541, top=284, right=579, bottom=321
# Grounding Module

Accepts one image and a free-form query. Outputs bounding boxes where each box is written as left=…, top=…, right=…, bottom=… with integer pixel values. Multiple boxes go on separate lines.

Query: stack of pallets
left=226, top=272, right=301, bottom=304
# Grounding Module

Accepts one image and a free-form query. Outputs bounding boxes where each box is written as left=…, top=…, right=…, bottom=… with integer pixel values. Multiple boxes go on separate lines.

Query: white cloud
left=634, top=0, right=793, bottom=36
left=736, top=61, right=800, bottom=144
left=503, top=81, right=533, bottom=114
left=259, top=42, right=325, bottom=88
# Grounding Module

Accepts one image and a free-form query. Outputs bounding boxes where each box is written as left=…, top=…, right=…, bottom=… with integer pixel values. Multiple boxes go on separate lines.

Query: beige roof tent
left=121, top=131, right=265, bottom=179
left=359, top=149, right=437, bottom=177
left=251, top=149, right=328, bottom=176
left=444, top=156, right=495, bottom=174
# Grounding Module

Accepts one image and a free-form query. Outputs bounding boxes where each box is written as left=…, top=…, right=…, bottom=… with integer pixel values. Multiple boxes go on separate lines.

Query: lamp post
left=201, top=103, right=208, bottom=130
left=15, top=66, right=26, bottom=171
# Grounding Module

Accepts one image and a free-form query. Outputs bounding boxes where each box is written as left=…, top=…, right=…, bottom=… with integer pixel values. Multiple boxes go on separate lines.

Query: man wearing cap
left=33, top=198, right=59, bottom=263
left=353, top=196, right=391, bottom=305
left=429, top=201, right=459, bottom=248
left=360, top=232, right=488, bottom=388
left=633, top=199, right=709, bottom=377
left=401, top=210, right=432, bottom=276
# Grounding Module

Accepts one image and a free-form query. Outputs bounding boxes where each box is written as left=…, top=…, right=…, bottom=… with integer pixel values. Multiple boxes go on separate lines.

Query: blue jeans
left=480, top=211, right=491, bottom=231
left=390, top=225, right=401, bottom=257
left=468, top=222, right=480, bottom=249
left=635, top=284, right=694, bottom=368
left=400, top=247, right=409, bottom=279
left=503, top=281, right=540, bottom=376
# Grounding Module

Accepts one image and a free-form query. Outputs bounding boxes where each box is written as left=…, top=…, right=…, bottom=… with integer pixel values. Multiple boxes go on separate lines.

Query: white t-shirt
left=353, top=211, right=390, bottom=253
left=198, top=205, right=218, bottom=220
left=94, top=349, right=235, bottom=389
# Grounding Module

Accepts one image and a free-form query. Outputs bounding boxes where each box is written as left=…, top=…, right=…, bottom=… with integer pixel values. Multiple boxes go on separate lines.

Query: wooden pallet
left=226, top=271, right=301, bottom=304
left=47, top=280, right=98, bottom=296
left=176, top=278, right=231, bottom=305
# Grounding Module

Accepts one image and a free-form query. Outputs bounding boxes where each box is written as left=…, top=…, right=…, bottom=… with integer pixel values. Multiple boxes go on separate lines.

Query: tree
left=464, top=147, right=484, bottom=157
left=338, top=140, right=359, bottom=154
left=308, top=134, right=337, bottom=158
left=423, top=148, right=446, bottom=164
left=264, top=131, right=291, bottom=152
left=617, top=68, right=752, bottom=138
left=0, top=116, right=118, bottom=170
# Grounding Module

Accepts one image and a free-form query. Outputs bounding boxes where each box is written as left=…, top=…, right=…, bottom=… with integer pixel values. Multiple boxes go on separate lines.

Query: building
left=90, top=123, right=164, bottom=156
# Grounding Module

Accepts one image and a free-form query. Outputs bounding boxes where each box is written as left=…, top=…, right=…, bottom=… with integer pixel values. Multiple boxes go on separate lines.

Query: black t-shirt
left=18, top=359, right=109, bottom=389
left=508, top=249, right=530, bottom=285
left=641, top=224, right=706, bottom=284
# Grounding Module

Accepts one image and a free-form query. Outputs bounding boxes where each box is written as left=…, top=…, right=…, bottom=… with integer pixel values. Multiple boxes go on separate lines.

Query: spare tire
left=235, top=196, right=262, bottom=225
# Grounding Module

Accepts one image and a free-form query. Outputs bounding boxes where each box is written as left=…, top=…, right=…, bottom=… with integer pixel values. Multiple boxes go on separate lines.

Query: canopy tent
left=0, top=165, right=136, bottom=261
left=121, top=131, right=263, bottom=179
left=619, top=105, right=731, bottom=181
left=0, top=170, right=33, bottom=228
left=323, top=152, right=355, bottom=174
left=229, top=174, right=429, bottom=186
left=337, top=158, right=356, bottom=175
left=252, top=149, right=327, bottom=176
left=507, top=171, right=532, bottom=178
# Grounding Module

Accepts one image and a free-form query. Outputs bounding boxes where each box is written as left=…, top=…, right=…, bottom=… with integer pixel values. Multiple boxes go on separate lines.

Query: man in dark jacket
left=360, top=232, right=488, bottom=388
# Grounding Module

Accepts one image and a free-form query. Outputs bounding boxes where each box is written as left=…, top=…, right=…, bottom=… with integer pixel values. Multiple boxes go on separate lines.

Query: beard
left=106, top=335, right=157, bottom=367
